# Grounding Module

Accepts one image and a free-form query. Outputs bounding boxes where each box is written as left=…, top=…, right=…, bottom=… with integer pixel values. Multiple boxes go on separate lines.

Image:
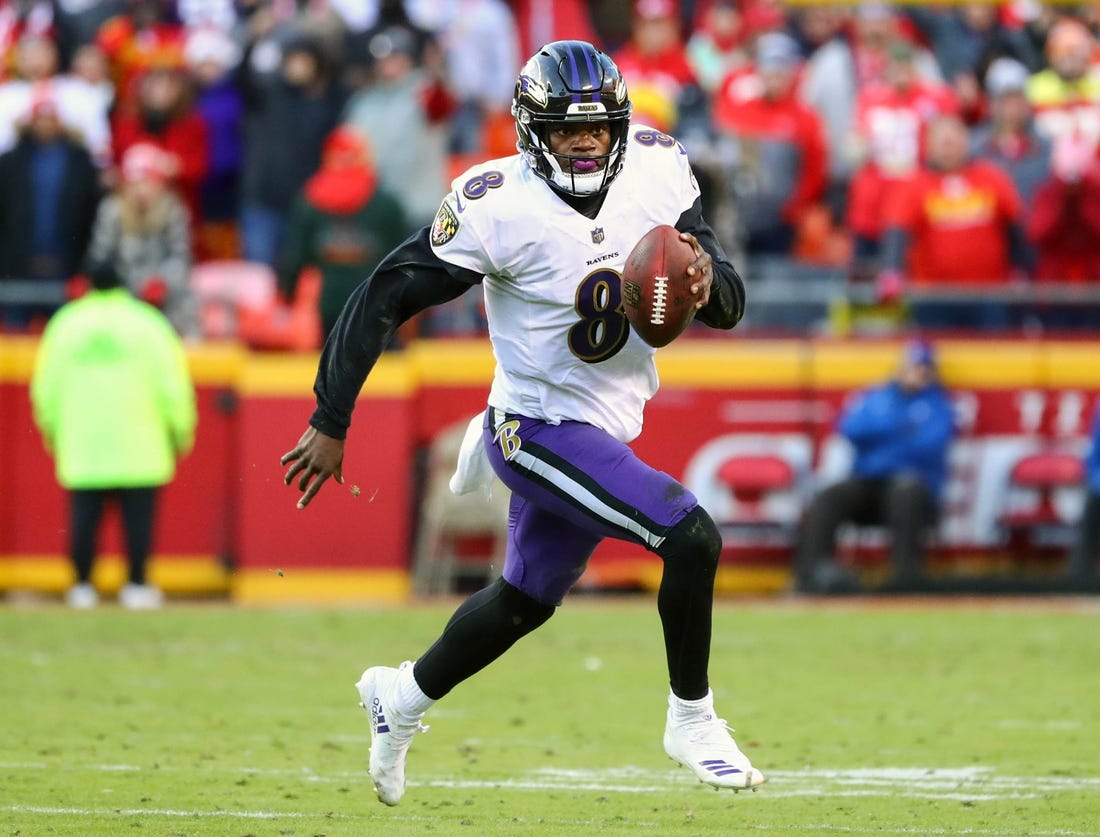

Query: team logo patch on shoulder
left=431, top=202, right=460, bottom=246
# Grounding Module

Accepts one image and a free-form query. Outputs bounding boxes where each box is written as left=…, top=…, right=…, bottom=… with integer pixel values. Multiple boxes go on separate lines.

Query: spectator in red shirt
left=510, top=0, right=598, bottom=64
left=112, top=65, right=209, bottom=230
left=614, top=0, right=700, bottom=134
left=713, top=31, right=827, bottom=256
left=1027, top=135, right=1100, bottom=283
left=847, top=39, right=960, bottom=276
left=879, top=113, right=1029, bottom=328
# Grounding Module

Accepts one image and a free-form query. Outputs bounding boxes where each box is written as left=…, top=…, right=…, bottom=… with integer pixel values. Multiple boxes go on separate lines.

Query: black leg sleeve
left=412, top=577, right=555, bottom=700
left=654, top=506, right=722, bottom=701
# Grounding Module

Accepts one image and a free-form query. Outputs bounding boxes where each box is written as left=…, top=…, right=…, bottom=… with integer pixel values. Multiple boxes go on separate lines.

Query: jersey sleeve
left=676, top=141, right=703, bottom=214
left=629, top=125, right=701, bottom=218
left=428, top=176, right=497, bottom=277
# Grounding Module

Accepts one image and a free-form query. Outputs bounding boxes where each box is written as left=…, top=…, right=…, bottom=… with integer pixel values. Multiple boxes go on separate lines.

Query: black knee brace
left=656, top=506, right=722, bottom=569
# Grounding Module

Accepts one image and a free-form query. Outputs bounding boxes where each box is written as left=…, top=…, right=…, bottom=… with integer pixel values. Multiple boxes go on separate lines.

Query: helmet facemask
left=515, top=109, right=631, bottom=195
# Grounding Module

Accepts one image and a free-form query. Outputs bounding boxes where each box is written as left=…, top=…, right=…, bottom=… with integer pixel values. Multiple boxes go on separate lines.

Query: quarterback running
left=281, top=40, right=765, bottom=805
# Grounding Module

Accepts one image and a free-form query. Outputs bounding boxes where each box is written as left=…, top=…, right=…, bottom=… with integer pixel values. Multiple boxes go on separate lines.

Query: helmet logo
left=519, top=74, right=548, bottom=107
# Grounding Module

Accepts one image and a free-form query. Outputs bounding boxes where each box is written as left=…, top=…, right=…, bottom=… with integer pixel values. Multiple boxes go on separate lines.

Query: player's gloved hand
left=875, top=270, right=906, bottom=305
left=280, top=426, right=345, bottom=509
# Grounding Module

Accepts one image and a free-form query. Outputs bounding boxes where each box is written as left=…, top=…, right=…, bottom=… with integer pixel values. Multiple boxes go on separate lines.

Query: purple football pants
left=482, top=407, right=698, bottom=605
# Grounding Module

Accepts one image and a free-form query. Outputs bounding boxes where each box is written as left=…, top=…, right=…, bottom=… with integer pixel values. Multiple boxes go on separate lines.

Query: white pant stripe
left=509, top=446, right=666, bottom=549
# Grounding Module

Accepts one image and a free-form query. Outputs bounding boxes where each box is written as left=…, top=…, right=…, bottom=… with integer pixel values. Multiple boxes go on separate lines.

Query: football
left=620, top=224, right=699, bottom=348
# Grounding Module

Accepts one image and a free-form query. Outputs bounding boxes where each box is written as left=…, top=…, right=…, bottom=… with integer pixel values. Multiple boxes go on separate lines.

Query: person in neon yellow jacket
left=30, top=263, right=196, bottom=609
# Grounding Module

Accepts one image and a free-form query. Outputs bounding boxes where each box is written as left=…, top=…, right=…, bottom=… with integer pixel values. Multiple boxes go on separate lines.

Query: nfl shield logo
left=591, top=227, right=605, bottom=244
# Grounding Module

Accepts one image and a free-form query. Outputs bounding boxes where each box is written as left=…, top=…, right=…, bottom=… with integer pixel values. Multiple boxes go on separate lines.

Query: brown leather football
left=620, top=224, right=698, bottom=348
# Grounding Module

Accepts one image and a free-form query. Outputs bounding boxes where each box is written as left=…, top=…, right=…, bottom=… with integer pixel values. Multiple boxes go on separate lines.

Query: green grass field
left=2, top=596, right=1098, bottom=836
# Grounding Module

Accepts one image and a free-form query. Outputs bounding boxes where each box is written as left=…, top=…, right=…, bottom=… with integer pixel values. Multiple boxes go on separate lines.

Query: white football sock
left=395, top=662, right=436, bottom=718
left=669, top=689, right=715, bottom=721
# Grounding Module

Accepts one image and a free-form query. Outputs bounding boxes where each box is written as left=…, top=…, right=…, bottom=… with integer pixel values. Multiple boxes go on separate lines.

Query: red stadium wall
left=2, top=337, right=1098, bottom=602
left=1, top=342, right=244, bottom=595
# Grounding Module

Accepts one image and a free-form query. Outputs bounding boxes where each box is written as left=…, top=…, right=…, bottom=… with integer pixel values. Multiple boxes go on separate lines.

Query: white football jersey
left=429, top=125, right=700, bottom=442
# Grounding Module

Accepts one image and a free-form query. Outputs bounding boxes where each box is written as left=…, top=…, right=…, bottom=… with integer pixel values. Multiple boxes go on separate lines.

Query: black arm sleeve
left=309, top=226, right=482, bottom=439
left=675, top=196, right=745, bottom=330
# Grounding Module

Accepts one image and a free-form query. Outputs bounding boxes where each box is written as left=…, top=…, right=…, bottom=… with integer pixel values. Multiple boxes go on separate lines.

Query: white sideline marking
left=2, top=805, right=1096, bottom=836
left=995, top=719, right=1083, bottom=730
left=3, top=805, right=321, bottom=820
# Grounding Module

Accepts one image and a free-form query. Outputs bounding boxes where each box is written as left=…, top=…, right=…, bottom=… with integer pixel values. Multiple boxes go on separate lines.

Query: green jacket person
left=30, top=263, right=196, bottom=609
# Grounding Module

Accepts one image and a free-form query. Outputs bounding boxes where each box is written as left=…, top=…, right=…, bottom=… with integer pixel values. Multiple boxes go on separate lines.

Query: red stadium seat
left=190, top=260, right=277, bottom=340
left=998, top=452, right=1085, bottom=558
left=715, top=455, right=796, bottom=525
left=237, top=268, right=322, bottom=351
left=1009, top=453, right=1084, bottom=490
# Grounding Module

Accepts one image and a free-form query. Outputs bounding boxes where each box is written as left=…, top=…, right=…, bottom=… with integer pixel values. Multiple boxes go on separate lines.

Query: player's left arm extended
left=675, top=196, right=745, bottom=330
left=310, top=227, right=480, bottom=440
left=283, top=228, right=480, bottom=506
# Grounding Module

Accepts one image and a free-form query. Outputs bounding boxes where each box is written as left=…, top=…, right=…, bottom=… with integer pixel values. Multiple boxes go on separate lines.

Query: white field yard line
left=2, top=761, right=1099, bottom=801
left=416, top=765, right=1100, bottom=801
left=2, top=806, right=322, bottom=820
left=0, top=807, right=663, bottom=830
left=0, top=810, right=1097, bottom=837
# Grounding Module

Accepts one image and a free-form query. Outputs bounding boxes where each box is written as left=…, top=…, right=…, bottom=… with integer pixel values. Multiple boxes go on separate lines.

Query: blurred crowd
left=3, top=0, right=1100, bottom=341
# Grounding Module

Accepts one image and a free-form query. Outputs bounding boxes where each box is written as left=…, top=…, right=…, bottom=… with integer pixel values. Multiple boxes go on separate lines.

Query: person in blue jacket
left=1067, top=405, right=1100, bottom=584
left=796, top=339, right=956, bottom=593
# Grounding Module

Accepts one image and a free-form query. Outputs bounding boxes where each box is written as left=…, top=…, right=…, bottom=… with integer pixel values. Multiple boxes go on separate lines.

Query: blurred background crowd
left=2, top=0, right=1100, bottom=343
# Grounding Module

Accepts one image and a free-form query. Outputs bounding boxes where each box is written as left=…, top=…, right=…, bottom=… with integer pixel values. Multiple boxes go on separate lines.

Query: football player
left=280, top=40, right=764, bottom=804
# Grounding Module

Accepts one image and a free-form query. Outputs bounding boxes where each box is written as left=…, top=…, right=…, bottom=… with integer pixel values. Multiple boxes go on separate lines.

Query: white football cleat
left=65, top=583, right=99, bottom=610
left=119, top=583, right=164, bottom=610
left=663, top=691, right=766, bottom=791
left=356, top=662, right=428, bottom=806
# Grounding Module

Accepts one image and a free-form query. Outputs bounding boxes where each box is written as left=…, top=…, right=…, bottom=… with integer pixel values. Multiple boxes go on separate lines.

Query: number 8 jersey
left=429, top=125, right=701, bottom=443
